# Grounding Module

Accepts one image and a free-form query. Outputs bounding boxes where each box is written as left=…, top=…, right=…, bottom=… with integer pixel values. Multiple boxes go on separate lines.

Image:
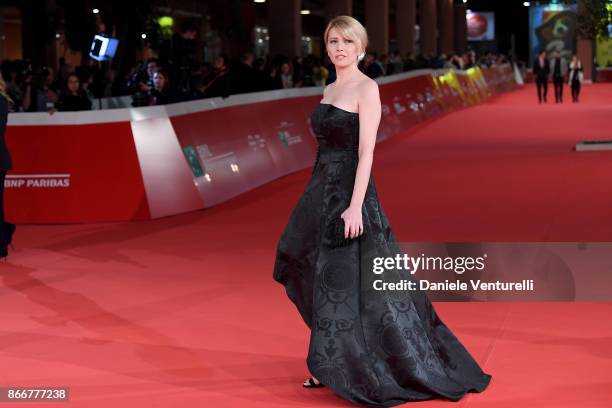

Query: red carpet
left=2, top=84, right=612, bottom=407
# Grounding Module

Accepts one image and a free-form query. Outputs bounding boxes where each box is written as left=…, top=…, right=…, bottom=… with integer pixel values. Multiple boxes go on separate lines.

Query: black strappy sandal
left=303, top=377, right=324, bottom=388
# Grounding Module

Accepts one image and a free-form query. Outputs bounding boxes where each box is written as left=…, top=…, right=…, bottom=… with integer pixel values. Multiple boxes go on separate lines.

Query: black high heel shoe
left=303, top=377, right=324, bottom=388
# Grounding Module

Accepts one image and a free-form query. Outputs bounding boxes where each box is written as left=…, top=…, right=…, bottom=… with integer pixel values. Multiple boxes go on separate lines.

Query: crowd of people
left=0, top=49, right=512, bottom=113
left=124, top=49, right=511, bottom=107
left=0, top=59, right=103, bottom=113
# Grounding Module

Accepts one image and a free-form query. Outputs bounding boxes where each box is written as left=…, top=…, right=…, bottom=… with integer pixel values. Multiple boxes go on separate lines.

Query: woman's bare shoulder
left=321, top=82, right=335, bottom=99
left=357, top=76, right=380, bottom=103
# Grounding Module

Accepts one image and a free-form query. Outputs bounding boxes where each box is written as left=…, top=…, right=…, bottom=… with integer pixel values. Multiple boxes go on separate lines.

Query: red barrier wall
left=5, top=65, right=517, bottom=224
left=170, top=97, right=319, bottom=208
left=6, top=121, right=150, bottom=223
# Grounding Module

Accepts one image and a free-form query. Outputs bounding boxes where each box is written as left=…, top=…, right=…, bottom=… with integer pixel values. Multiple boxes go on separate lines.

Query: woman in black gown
left=273, top=16, right=491, bottom=406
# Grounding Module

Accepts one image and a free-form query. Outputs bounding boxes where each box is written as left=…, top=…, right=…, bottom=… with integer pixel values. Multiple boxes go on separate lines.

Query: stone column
left=325, top=0, right=352, bottom=23
left=21, top=0, right=57, bottom=66
left=453, top=3, right=467, bottom=54
left=437, top=0, right=453, bottom=55
left=420, top=0, right=437, bottom=57
left=576, top=0, right=593, bottom=82
left=268, top=0, right=302, bottom=57
left=396, top=0, right=417, bottom=57
left=365, top=0, right=389, bottom=55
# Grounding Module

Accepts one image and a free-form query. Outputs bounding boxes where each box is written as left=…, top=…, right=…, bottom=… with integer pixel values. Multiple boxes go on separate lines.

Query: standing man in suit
left=0, top=73, right=15, bottom=259
left=550, top=50, right=568, bottom=103
left=533, top=50, right=550, bottom=104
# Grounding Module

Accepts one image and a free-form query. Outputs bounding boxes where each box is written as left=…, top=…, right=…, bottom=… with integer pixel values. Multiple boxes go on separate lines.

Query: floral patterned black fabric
left=273, top=103, right=491, bottom=406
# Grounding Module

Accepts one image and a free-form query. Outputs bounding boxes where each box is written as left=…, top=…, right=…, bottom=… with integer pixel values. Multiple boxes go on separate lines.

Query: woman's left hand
left=341, top=205, right=363, bottom=239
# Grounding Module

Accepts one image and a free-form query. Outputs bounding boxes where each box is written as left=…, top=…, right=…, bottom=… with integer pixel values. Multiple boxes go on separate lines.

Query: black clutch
left=323, top=216, right=364, bottom=248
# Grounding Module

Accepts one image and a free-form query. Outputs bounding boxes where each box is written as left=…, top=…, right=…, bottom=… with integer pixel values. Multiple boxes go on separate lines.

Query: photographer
left=127, top=59, right=158, bottom=107
left=22, top=66, right=59, bottom=112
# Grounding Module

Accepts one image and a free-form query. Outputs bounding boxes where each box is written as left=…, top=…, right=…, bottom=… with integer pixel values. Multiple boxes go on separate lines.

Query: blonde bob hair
left=324, top=16, right=368, bottom=59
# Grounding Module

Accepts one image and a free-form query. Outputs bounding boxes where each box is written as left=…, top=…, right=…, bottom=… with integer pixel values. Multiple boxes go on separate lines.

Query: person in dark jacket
left=56, top=73, right=92, bottom=111
left=231, top=52, right=264, bottom=94
left=198, top=55, right=231, bottom=98
left=364, top=52, right=384, bottom=78
left=0, top=72, right=15, bottom=259
left=533, top=50, right=550, bottom=103
left=550, top=50, right=568, bottom=103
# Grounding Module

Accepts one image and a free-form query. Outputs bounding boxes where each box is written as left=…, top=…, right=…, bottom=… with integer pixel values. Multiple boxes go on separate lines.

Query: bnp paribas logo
left=5, top=174, right=71, bottom=188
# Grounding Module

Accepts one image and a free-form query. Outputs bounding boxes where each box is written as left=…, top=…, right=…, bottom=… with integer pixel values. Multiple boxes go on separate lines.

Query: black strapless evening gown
left=273, top=103, right=491, bottom=406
